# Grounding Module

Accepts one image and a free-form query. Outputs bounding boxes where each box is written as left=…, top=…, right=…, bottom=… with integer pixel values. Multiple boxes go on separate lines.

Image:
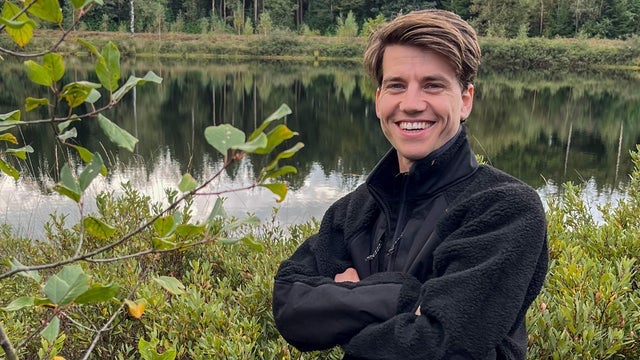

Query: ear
left=460, top=84, right=474, bottom=121
left=375, top=87, right=382, bottom=118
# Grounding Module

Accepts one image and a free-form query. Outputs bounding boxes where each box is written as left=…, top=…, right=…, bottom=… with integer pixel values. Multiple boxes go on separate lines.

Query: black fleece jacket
left=272, top=127, right=549, bottom=360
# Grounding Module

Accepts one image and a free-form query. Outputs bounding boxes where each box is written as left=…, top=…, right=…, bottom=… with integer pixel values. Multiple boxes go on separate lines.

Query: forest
left=60, top=0, right=640, bottom=39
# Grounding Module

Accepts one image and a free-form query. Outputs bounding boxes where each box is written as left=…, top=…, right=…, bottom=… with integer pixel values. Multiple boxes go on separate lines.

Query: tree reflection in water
left=1, top=59, right=639, bottom=238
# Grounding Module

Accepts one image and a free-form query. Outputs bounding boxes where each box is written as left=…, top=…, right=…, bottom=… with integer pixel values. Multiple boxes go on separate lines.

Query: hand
left=415, top=305, right=421, bottom=316
left=334, top=267, right=360, bottom=283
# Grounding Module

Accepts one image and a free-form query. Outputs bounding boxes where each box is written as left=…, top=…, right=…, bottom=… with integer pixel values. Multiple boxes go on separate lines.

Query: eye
left=385, top=82, right=405, bottom=90
left=424, top=83, right=444, bottom=90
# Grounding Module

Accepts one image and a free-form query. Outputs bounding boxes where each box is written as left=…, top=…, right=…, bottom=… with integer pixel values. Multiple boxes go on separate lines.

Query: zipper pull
left=387, top=232, right=404, bottom=255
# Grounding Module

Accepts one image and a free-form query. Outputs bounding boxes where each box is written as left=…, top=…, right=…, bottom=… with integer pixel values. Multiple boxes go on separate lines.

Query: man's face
left=375, top=45, right=474, bottom=173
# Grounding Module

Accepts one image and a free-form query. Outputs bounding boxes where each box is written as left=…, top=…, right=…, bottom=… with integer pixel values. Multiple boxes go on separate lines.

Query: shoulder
left=442, top=165, right=546, bottom=229
left=459, top=165, right=542, bottom=205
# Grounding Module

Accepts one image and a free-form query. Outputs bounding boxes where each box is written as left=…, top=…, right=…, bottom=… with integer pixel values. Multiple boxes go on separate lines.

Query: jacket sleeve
left=272, top=195, right=422, bottom=351
left=341, top=183, right=549, bottom=359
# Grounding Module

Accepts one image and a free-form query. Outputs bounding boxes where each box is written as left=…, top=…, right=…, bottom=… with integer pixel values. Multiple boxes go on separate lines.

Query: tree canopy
left=69, top=0, right=640, bottom=38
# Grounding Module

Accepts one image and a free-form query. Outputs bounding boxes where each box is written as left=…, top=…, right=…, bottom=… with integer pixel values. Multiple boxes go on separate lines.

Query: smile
left=398, top=121, right=434, bottom=131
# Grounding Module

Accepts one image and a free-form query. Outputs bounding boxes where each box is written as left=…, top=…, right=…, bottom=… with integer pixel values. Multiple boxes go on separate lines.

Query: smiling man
left=273, top=9, right=548, bottom=360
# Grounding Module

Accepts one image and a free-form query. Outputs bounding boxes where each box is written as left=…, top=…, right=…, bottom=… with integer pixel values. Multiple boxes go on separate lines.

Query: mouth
left=398, top=121, right=434, bottom=132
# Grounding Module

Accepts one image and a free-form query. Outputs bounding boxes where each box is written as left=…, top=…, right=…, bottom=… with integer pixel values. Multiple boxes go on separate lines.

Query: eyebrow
left=381, top=74, right=452, bottom=86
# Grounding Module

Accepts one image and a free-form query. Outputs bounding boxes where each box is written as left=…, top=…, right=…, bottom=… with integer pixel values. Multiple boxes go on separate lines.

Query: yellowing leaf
left=1, top=2, right=35, bottom=47
left=53, top=356, right=66, bottom=360
left=124, top=299, right=145, bottom=319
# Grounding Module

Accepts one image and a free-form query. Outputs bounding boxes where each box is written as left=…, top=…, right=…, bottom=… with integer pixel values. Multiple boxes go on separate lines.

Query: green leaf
left=151, top=235, right=177, bottom=250
left=42, top=53, right=65, bottom=81
left=58, top=128, right=78, bottom=142
left=40, top=317, right=60, bottom=343
left=57, top=119, right=75, bottom=132
left=0, top=158, right=20, bottom=180
left=52, top=164, right=81, bottom=203
left=260, top=165, right=298, bottom=181
left=138, top=338, right=177, bottom=360
left=69, top=144, right=107, bottom=176
left=83, top=216, right=116, bottom=240
left=264, top=142, right=305, bottom=172
left=25, top=97, right=50, bottom=112
left=259, top=183, right=288, bottom=203
left=78, top=153, right=104, bottom=190
left=153, top=216, right=176, bottom=237
left=221, top=215, right=260, bottom=233
left=43, top=265, right=91, bottom=306
left=61, top=81, right=102, bottom=108
left=0, top=133, right=17, bottom=144
left=178, top=173, right=197, bottom=193
left=206, top=197, right=227, bottom=231
left=23, top=60, right=53, bottom=87
left=2, top=296, right=35, bottom=311
left=96, top=41, right=121, bottom=92
left=0, top=110, right=20, bottom=121
left=7, top=258, right=41, bottom=282
left=175, top=223, right=206, bottom=238
left=74, top=283, right=120, bottom=304
left=234, top=133, right=268, bottom=153
left=97, top=114, right=138, bottom=152
left=204, top=124, right=245, bottom=155
left=253, top=124, right=298, bottom=155
left=26, top=0, right=63, bottom=24
left=241, top=237, right=264, bottom=251
left=112, top=71, right=163, bottom=102
left=153, top=276, right=185, bottom=295
left=5, top=145, right=34, bottom=160
left=77, top=38, right=102, bottom=58
left=86, top=88, right=102, bottom=104
left=0, top=110, right=22, bottom=131
left=248, top=104, right=292, bottom=141
left=1, top=2, right=35, bottom=47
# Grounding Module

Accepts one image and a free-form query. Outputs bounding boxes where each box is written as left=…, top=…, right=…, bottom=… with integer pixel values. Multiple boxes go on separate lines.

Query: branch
left=86, top=232, right=222, bottom=263
left=11, top=103, right=119, bottom=127
left=0, top=323, right=18, bottom=360
left=0, top=4, right=89, bottom=59
left=0, top=158, right=233, bottom=280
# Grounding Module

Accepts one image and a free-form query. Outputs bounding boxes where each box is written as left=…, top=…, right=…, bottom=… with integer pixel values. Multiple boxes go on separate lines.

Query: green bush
left=527, top=147, right=640, bottom=358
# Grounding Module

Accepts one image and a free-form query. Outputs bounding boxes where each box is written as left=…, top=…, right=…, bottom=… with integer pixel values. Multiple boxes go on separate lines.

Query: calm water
left=1, top=58, right=639, bottom=238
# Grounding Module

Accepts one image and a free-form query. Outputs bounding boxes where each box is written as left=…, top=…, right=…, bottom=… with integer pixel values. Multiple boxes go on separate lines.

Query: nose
left=399, top=85, right=427, bottom=113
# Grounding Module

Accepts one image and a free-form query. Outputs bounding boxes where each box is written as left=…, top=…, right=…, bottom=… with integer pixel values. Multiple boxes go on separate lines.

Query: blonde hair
left=363, top=9, right=481, bottom=88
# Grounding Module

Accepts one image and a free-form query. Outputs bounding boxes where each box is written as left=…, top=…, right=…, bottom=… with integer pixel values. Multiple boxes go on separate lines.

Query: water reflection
left=1, top=58, right=639, bottom=238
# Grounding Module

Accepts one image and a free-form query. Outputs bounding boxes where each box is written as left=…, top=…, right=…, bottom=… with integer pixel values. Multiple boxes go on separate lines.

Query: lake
left=1, top=58, right=638, bottom=239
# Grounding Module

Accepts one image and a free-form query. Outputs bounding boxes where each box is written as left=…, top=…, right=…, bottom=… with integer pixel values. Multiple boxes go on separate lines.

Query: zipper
left=387, top=175, right=409, bottom=270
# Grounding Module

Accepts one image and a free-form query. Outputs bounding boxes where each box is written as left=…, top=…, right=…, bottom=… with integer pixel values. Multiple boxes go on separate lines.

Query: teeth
left=399, top=122, right=431, bottom=130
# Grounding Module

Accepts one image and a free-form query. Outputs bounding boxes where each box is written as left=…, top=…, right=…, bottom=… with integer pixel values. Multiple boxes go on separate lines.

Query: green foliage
left=257, top=11, right=273, bottom=35
left=526, top=146, right=640, bottom=358
left=336, top=11, right=359, bottom=37
left=360, top=13, right=386, bottom=38
left=243, top=17, right=254, bottom=35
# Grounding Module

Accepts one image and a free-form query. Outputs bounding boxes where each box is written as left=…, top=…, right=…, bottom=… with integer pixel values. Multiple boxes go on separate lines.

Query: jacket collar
left=366, top=126, right=478, bottom=200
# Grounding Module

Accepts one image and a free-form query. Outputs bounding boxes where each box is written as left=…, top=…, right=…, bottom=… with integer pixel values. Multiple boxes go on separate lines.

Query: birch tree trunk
left=129, top=0, right=135, bottom=36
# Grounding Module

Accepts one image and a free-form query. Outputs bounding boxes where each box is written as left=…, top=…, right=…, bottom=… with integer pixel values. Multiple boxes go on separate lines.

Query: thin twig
left=0, top=5, right=88, bottom=59
left=81, top=265, right=151, bottom=360
left=86, top=233, right=221, bottom=263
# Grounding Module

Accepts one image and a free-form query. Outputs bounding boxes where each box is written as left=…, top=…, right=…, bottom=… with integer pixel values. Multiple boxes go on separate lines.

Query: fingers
left=334, top=267, right=361, bottom=283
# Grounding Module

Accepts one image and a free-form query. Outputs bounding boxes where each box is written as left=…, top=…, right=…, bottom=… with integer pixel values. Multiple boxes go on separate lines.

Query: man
left=272, top=9, right=548, bottom=360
